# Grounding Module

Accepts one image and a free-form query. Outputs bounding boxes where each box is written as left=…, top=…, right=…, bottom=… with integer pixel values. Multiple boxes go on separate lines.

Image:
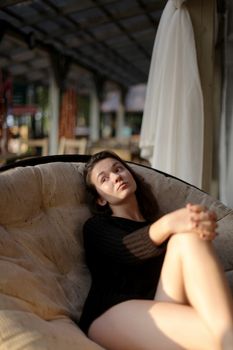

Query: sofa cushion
left=0, top=162, right=92, bottom=322
left=0, top=310, right=103, bottom=350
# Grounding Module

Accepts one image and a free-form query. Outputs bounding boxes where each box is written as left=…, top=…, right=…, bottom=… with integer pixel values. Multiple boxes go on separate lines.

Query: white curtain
left=139, top=0, right=204, bottom=188
left=219, top=5, right=233, bottom=208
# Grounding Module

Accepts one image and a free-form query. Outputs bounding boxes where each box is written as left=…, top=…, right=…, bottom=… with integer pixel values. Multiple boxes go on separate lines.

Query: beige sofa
left=0, top=155, right=232, bottom=349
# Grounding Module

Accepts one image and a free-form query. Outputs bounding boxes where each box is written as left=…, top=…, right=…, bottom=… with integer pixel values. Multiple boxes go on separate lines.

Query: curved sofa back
left=0, top=155, right=232, bottom=325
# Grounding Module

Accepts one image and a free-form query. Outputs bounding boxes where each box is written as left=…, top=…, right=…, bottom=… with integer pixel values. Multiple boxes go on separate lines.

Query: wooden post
left=116, top=96, right=125, bottom=139
left=48, top=53, right=71, bottom=154
left=90, top=75, right=105, bottom=142
left=89, top=85, right=100, bottom=142
left=48, top=68, right=60, bottom=154
left=186, top=0, right=216, bottom=193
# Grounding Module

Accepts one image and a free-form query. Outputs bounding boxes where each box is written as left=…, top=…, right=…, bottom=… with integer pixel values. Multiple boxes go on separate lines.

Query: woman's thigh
left=88, top=299, right=215, bottom=350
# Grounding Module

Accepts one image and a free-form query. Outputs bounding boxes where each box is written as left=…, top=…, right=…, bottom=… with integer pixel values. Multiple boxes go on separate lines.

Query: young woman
left=79, top=150, right=233, bottom=350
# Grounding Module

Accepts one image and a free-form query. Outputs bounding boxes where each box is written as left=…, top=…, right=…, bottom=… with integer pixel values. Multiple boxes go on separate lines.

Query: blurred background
left=0, top=0, right=232, bottom=204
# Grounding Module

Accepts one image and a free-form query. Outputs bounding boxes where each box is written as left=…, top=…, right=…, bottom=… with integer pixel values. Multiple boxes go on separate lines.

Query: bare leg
left=88, top=299, right=215, bottom=350
left=155, top=232, right=233, bottom=349
left=88, top=232, right=233, bottom=350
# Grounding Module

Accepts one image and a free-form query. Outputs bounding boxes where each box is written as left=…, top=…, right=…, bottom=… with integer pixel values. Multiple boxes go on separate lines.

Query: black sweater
left=79, top=215, right=167, bottom=334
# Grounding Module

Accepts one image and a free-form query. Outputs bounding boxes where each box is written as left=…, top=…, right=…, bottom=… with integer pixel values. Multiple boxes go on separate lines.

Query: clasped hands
left=168, top=203, right=218, bottom=241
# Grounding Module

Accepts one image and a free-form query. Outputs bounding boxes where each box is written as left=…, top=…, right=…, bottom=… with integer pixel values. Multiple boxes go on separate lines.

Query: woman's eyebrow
left=96, top=162, right=121, bottom=180
left=112, top=161, right=121, bottom=169
left=96, top=171, right=105, bottom=181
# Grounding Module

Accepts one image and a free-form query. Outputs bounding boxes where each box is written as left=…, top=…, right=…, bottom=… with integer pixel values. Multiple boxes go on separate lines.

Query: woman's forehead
left=93, top=158, right=121, bottom=172
left=91, top=158, right=122, bottom=178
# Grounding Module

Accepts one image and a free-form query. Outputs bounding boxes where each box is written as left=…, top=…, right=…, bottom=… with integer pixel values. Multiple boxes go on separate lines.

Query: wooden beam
left=187, top=0, right=215, bottom=193
left=0, top=0, right=27, bottom=9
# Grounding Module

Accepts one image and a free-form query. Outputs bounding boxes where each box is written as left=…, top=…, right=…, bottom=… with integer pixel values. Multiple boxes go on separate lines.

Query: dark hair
left=84, top=150, right=159, bottom=222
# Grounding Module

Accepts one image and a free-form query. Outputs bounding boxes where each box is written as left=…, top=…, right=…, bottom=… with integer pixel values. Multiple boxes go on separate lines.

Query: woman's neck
left=111, top=196, right=145, bottom=221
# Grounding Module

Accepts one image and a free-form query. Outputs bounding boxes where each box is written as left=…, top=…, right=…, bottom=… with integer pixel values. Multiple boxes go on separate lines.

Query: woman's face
left=90, top=157, right=137, bottom=207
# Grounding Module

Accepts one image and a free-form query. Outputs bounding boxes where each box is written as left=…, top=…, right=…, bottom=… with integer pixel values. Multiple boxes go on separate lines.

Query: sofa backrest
left=133, top=163, right=233, bottom=289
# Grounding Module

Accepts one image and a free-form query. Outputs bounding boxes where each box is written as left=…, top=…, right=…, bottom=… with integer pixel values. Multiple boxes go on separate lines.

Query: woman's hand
left=166, top=203, right=218, bottom=241
left=149, top=203, right=218, bottom=246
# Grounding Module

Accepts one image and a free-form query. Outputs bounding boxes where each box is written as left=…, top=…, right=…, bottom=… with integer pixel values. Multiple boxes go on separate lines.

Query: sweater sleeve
left=83, top=216, right=167, bottom=265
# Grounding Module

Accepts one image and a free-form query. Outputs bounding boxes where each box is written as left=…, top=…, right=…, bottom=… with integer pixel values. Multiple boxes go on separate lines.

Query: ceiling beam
left=2, top=1, right=146, bottom=81
left=1, top=19, right=134, bottom=87
left=0, top=0, right=161, bottom=87
left=17, top=1, right=161, bottom=31
left=92, top=0, right=151, bottom=60
left=40, top=0, right=147, bottom=80
left=136, top=0, right=161, bottom=26
left=0, top=0, right=30, bottom=9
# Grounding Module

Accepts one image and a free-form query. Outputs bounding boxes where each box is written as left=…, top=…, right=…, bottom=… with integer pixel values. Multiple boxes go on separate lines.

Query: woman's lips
left=117, top=182, right=128, bottom=191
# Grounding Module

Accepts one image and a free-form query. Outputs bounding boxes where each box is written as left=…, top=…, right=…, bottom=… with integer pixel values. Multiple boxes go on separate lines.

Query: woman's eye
left=101, top=177, right=107, bottom=183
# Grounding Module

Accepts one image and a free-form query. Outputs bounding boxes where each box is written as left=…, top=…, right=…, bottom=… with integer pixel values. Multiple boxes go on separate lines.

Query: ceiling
left=0, top=0, right=168, bottom=92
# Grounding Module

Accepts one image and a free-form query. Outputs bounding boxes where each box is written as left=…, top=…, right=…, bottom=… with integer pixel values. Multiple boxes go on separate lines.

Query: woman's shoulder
left=84, top=215, right=149, bottom=234
left=82, top=215, right=118, bottom=247
left=83, top=215, right=112, bottom=232
left=84, top=214, right=110, bottom=225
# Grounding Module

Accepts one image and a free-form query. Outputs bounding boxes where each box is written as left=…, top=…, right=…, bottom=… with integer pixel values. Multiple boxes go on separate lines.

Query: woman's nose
left=111, top=172, right=121, bottom=182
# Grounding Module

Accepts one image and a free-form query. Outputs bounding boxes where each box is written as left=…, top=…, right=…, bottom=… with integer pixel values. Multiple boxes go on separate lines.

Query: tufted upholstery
left=0, top=157, right=232, bottom=349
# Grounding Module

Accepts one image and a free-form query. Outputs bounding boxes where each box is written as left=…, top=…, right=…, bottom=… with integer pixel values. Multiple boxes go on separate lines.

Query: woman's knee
left=167, top=232, right=210, bottom=257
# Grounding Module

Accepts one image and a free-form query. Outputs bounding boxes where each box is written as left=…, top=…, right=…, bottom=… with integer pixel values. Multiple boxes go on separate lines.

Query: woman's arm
left=148, top=204, right=217, bottom=245
left=83, top=216, right=166, bottom=265
left=83, top=205, right=217, bottom=265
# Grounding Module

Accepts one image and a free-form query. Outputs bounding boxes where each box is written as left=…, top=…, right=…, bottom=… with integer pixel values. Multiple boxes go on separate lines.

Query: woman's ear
left=97, top=197, right=107, bottom=206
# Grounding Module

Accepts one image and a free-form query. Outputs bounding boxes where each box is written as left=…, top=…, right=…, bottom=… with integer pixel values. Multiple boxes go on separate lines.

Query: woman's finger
left=208, top=210, right=217, bottom=220
left=199, top=230, right=218, bottom=241
left=195, top=221, right=218, bottom=234
left=186, top=203, right=207, bottom=213
left=191, top=212, right=216, bottom=224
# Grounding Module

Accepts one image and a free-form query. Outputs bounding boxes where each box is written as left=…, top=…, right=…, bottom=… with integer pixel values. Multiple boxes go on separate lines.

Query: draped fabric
left=139, top=0, right=204, bottom=188
left=219, top=4, right=233, bottom=208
